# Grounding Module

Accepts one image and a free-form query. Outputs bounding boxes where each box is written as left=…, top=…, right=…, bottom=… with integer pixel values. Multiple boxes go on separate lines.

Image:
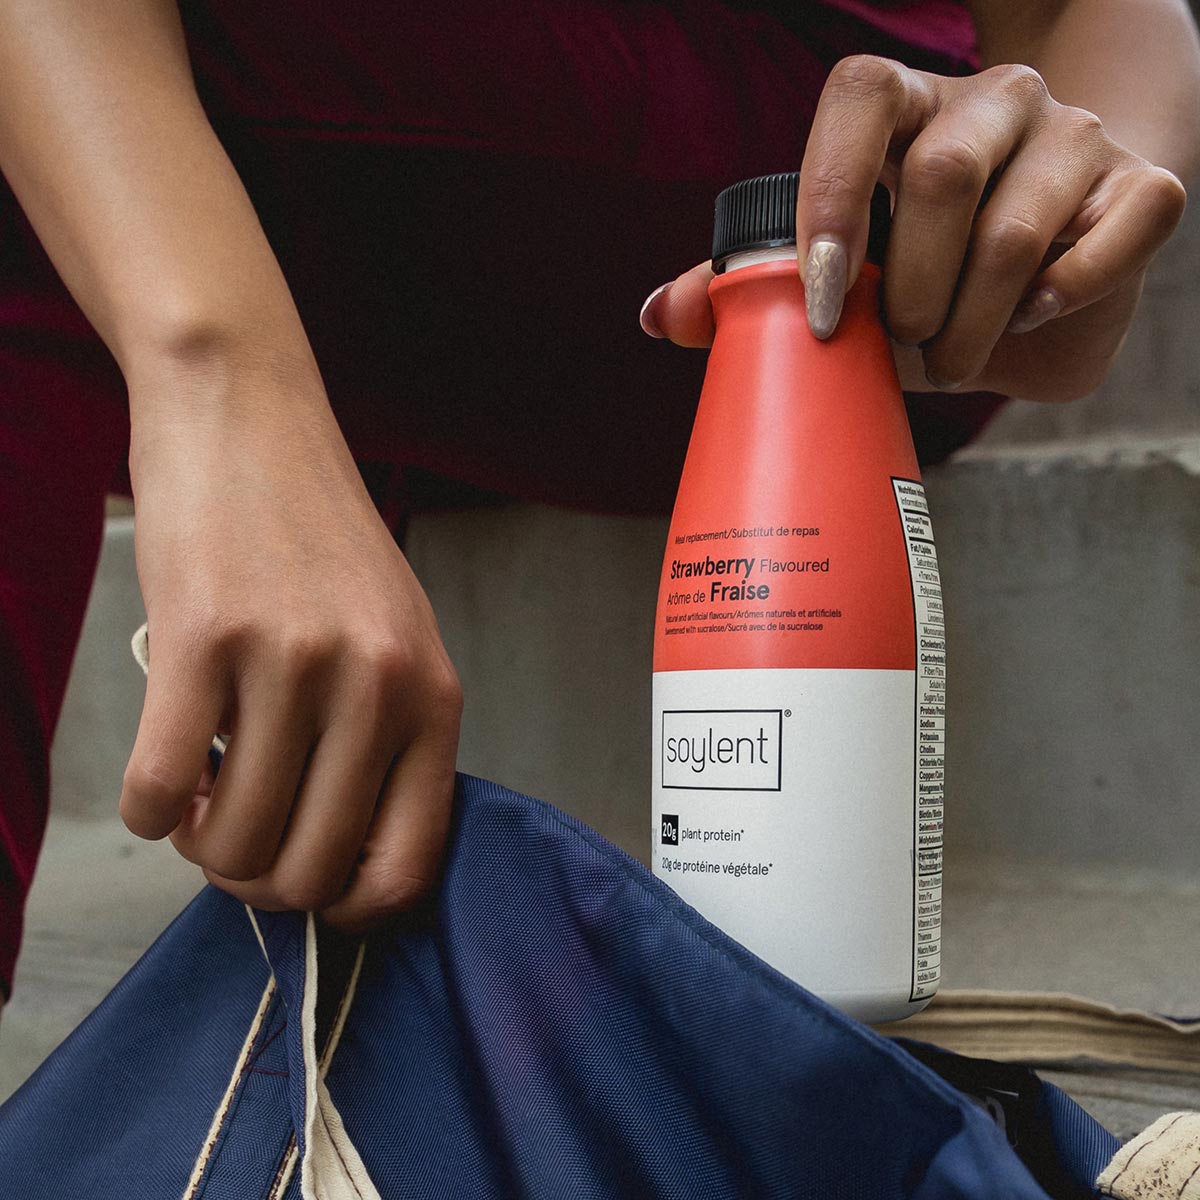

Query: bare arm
left=0, top=0, right=306, bottom=382
left=0, top=0, right=462, bottom=930
left=970, top=0, right=1200, bottom=182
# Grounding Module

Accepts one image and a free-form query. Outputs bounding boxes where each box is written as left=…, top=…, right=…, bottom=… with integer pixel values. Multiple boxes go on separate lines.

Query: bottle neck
left=719, top=246, right=797, bottom=274
left=708, top=255, right=885, bottom=353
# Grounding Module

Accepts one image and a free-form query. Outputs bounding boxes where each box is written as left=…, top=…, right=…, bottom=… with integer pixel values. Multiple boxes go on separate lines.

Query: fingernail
left=1007, top=286, right=1062, bottom=335
left=639, top=283, right=671, bottom=339
left=925, top=370, right=962, bottom=392
left=804, top=237, right=847, bottom=340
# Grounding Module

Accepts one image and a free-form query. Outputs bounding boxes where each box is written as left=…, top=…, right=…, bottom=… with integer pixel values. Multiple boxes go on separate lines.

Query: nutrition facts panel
left=892, top=479, right=944, bottom=1003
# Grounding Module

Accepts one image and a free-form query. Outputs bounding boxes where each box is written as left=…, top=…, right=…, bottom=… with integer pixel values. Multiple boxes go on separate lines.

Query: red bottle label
left=653, top=261, right=920, bottom=674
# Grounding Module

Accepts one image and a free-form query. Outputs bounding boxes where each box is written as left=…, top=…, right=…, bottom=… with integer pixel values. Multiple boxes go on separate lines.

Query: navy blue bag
left=0, top=770, right=1123, bottom=1199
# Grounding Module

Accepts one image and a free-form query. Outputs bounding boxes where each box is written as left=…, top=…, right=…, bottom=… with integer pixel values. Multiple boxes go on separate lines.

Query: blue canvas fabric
left=0, top=774, right=1119, bottom=1198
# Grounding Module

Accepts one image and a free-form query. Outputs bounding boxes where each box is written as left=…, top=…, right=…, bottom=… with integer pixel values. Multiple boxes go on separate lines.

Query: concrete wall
left=406, top=455, right=1200, bottom=874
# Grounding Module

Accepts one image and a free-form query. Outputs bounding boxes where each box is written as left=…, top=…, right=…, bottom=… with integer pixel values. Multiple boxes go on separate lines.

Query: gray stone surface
left=943, top=857, right=1200, bottom=1139
left=406, top=504, right=663, bottom=862
left=944, top=856, right=1200, bottom=1019
left=410, top=458, right=1200, bottom=877
left=0, top=816, right=201, bottom=1101
left=48, top=516, right=146, bottom=820
left=6, top=476, right=1197, bottom=1133
left=930, top=458, right=1200, bottom=873
left=1039, top=1067, right=1200, bottom=1146
left=0, top=519, right=200, bottom=1100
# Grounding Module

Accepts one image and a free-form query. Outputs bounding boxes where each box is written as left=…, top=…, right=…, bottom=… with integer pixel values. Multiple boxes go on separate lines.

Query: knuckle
left=121, top=756, right=189, bottom=816
left=887, top=308, right=941, bottom=348
left=980, top=213, right=1046, bottom=273
left=1142, top=167, right=1187, bottom=228
left=377, top=638, right=416, bottom=685
left=359, top=871, right=432, bottom=920
left=923, top=346, right=972, bottom=390
left=326, top=862, right=439, bottom=932
left=362, top=648, right=415, bottom=710
left=428, top=660, right=464, bottom=724
left=987, top=62, right=1047, bottom=106
left=275, top=876, right=344, bottom=914
left=202, top=842, right=272, bottom=883
left=905, top=139, right=987, bottom=200
left=1060, top=105, right=1106, bottom=143
left=1071, top=244, right=1123, bottom=295
left=343, top=632, right=413, bottom=710
left=276, top=624, right=335, bottom=680
left=827, top=54, right=903, bottom=105
left=883, top=276, right=945, bottom=345
left=198, top=612, right=253, bottom=660
left=805, top=165, right=859, bottom=207
left=359, top=632, right=415, bottom=685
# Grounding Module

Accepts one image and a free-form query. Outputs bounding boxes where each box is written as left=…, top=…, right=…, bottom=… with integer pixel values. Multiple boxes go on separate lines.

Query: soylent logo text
left=661, top=709, right=783, bottom=791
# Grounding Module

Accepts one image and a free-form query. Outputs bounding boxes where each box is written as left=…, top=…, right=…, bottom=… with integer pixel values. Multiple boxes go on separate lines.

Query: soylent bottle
left=651, top=173, right=945, bottom=1024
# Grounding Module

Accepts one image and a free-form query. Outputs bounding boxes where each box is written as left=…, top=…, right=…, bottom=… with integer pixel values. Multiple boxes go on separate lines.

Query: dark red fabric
left=810, top=0, right=979, bottom=61
left=0, top=0, right=999, bottom=996
left=0, top=231, right=132, bottom=994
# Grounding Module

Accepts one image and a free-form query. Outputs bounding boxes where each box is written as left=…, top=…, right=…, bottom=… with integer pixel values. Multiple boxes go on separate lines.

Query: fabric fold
left=0, top=772, right=1127, bottom=1198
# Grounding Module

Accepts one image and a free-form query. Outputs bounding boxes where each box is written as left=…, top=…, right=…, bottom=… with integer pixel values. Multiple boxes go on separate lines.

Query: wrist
left=126, top=303, right=324, bottom=407
left=124, top=319, right=336, bottom=477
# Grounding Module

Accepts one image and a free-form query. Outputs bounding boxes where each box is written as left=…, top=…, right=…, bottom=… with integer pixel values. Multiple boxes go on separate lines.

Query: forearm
left=0, top=0, right=313, bottom=399
left=970, top=0, right=1200, bottom=182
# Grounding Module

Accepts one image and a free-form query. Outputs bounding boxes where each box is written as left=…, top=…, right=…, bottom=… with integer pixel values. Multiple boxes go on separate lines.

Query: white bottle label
left=650, top=480, right=944, bottom=1018
left=893, top=479, right=944, bottom=1003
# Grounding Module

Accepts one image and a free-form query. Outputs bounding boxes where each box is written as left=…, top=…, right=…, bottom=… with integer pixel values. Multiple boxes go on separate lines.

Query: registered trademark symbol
left=784, top=709, right=792, bottom=718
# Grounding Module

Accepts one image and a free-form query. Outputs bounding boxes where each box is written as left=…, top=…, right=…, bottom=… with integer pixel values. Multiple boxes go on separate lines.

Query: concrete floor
left=0, top=814, right=201, bottom=1100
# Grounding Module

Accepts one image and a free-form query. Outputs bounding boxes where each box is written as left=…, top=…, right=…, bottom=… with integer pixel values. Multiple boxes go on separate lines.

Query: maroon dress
left=0, top=0, right=998, bottom=996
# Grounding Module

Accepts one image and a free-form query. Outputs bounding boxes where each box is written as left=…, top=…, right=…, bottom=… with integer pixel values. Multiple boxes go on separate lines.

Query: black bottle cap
left=711, top=172, right=891, bottom=272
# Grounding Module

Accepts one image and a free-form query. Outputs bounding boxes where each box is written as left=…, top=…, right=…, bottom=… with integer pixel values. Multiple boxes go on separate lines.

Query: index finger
left=797, top=55, right=930, bottom=337
left=639, top=260, right=717, bottom=348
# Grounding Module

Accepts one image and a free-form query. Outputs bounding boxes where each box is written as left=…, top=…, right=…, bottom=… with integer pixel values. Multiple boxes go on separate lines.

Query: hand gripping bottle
left=651, top=173, right=945, bottom=1023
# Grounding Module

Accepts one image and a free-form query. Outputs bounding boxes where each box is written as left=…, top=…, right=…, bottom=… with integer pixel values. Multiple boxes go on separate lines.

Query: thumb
left=638, top=261, right=716, bottom=348
left=120, top=632, right=226, bottom=840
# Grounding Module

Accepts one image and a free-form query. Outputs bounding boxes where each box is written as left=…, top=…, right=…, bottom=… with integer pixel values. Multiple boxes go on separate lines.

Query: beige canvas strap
left=1097, top=1112, right=1200, bottom=1198
left=876, top=989, right=1200, bottom=1075
left=246, top=910, right=378, bottom=1200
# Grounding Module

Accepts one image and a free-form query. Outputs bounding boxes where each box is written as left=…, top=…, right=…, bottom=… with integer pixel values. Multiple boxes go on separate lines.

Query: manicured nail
left=1007, top=286, right=1063, bottom=335
left=639, top=283, right=671, bottom=339
left=804, top=237, right=847, bottom=340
